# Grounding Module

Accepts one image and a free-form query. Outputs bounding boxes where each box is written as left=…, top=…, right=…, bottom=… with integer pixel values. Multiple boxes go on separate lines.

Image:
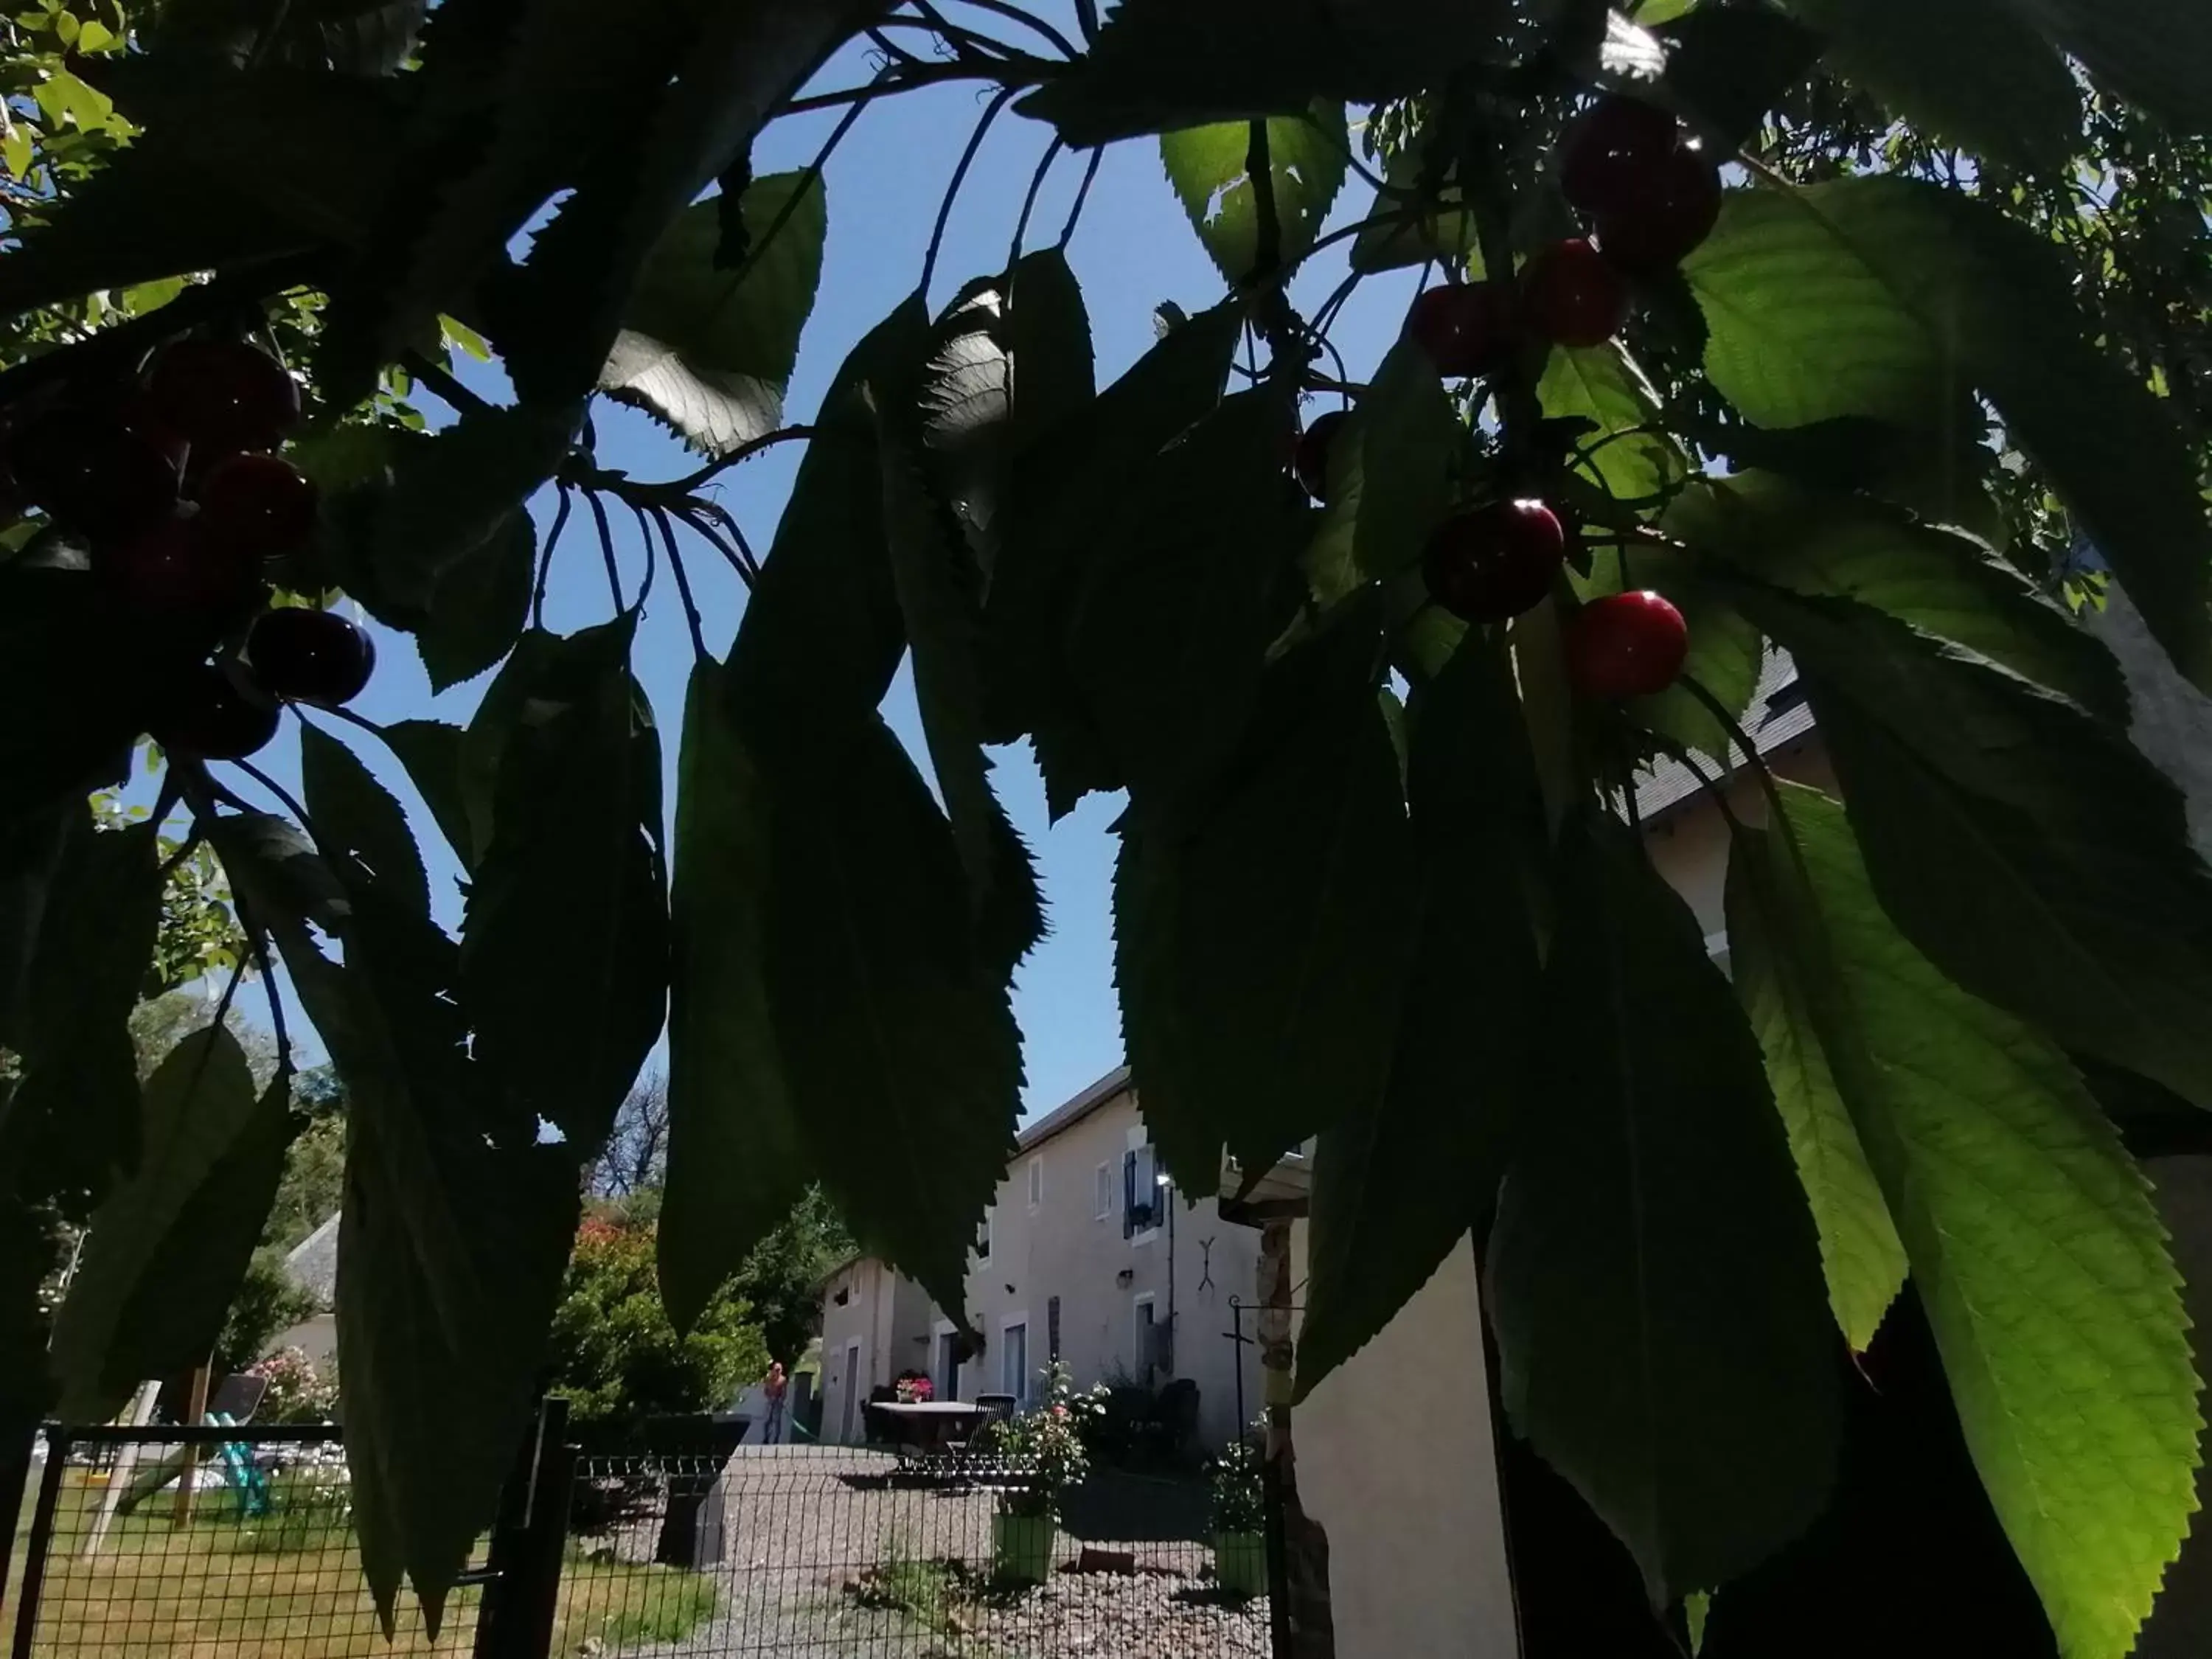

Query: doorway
left=1002, top=1318, right=1029, bottom=1404
left=936, top=1329, right=963, bottom=1401
left=839, top=1340, right=862, bottom=1444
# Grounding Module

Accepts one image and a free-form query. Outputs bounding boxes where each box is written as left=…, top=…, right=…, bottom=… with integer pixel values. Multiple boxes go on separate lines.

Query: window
left=1094, top=1162, right=1113, bottom=1221
left=1027, top=1155, right=1044, bottom=1211
left=1002, top=1319, right=1029, bottom=1402
left=1124, top=1143, right=1162, bottom=1237
left=975, top=1207, right=992, bottom=1265
left=1047, top=1296, right=1062, bottom=1362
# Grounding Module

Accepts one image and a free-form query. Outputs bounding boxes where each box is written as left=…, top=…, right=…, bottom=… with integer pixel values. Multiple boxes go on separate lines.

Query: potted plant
left=976, top=1363, right=1093, bottom=1585
left=1209, top=1431, right=1267, bottom=1599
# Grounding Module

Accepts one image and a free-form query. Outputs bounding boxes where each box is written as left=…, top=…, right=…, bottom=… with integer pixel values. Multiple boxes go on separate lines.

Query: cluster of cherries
left=1294, top=94, right=1721, bottom=702
left=5, top=336, right=375, bottom=759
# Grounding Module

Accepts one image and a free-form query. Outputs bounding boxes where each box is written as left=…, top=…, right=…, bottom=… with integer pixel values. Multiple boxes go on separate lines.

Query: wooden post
left=1257, top=1220, right=1333, bottom=1658
left=172, top=1363, right=212, bottom=1526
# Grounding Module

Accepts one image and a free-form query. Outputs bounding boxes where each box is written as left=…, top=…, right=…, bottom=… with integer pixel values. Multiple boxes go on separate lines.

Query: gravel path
left=613, top=1448, right=1270, bottom=1659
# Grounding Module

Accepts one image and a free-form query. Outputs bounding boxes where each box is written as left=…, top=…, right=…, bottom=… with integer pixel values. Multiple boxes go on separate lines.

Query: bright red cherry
left=9, top=407, right=181, bottom=540
left=248, top=607, right=376, bottom=706
left=1521, top=238, right=1631, bottom=348
left=1561, top=96, right=1683, bottom=219
left=195, top=453, right=319, bottom=560
left=1295, top=410, right=1349, bottom=501
left=94, top=512, right=261, bottom=632
left=150, top=663, right=282, bottom=760
left=147, top=338, right=302, bottom=456
left=1422, top=499, right=1565, bottom=623
left=1564, top=590, right=1689, bottom=699
left=1405, top=282, right=1520, bottom=378
left=1593, top=147, right=1724, bottom=273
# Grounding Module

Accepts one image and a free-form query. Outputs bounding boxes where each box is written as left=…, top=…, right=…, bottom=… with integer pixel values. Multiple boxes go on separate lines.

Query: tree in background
left=731, top=1186, right=853, bottom=1368
left=590, top=1071, right=671, bottom=1199
left=546, top=1215, right=766, bottom=1431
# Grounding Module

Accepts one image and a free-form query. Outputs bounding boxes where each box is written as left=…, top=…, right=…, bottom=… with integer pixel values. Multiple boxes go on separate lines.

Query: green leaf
left=659, top=659, right=805, bottom=1332
left=209, top=813, right=579, bottom=1630
left=600, top=170, right=828, bottom=456
left=2, top=815, right=161, bottom=1201
left=1776, top=0, right=2081, bottom=172
left=490, top=2, right=860, bottom=414
left=416, top=509, right=535, bottom=692
left=460, top=619, right=669, bottom=1154
left=1348, top=133, right=1478, bottom=274
left=1116, top=610, right=1416, bottom=1187
left=1304, top=338, right=1464, bottom=606
left=1068, top=387, right=1307, bottom=810
left=984, top=300, right=1241, bottom=814
left=1487, top=807, right=1837, bottom=1606
left=1679, top=476, right=2124, bottom=720
left=300, top=723, right=429, bottom=918
left=50, top=1026, right=285, bottom=1420
left=1732, top=584, right=2212, bottom=1113
left=1537, top=341, right=1686, bottom=508
left=1295, top=640, right=1545, bottom=1399
left=375, top=718, right=472, bottom=871
left=877, top=401, right=1043, bottom=970
left=324, top=405, right=581, bottom=630
left=1020, top=0, right=1506, bottom=145
left=1654, top=3, right=1824, bottom=151
left=1161, top=102, right=1349, bottom=283
left=1738, top=784, right=2201, bottom=1659
left=1995, top=0, right=2212, bottom=135
left=1725, top=824, right=1908, bottom=1350
left=1685, top=178, right=2212, bottom=685
left=740, top=714, right=1023, bottom=1315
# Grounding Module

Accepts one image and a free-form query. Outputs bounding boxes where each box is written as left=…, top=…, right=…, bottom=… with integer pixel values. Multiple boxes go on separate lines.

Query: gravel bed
left=611, top=1448, right=1270, bottom=1659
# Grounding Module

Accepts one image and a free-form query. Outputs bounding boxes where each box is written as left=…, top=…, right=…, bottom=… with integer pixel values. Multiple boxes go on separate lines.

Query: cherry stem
left=532, top=486, right=576, bottom=630
left=924, top=83, right=1020, bottom=300
left=581, top=487, right=626, bottom=613
left=1677, top=672, right=1787, bottom=821
left=1009, top=135, right=1065, bottom=266
left=1057, top=145, right=1104, bottom=248
left=650, top=507, right=710, bottom=664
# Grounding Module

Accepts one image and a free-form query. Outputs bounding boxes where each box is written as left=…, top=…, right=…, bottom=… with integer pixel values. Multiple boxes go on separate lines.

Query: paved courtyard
left=605, top=1449, right=1272, bottom=1659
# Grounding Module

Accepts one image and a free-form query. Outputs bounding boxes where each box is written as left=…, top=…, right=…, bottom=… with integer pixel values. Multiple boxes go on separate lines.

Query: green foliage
left=1729, top=785, right=2201, bottom=1658
left=217, top=1250, right=324, bottom=1380
left=547, top=1215, right=766, bottom=1430
left=5, top=3, right=2212, bottom=1649
left=1208, top=1433, right=1265, bottom=1535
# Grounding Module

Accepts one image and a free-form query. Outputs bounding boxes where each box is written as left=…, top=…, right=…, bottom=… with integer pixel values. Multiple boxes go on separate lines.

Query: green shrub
left=546, top=1214, right=767, bottom=1430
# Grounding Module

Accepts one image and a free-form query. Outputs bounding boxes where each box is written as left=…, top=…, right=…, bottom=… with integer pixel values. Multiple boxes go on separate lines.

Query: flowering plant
left=1208, top=1428, right=1265, bottom=1535
left=978, top=1361, right=1095, bottom=1519
left=895, top=1374, right=935, bottom=1403
left=248, top=1346, right=339, bottom=1425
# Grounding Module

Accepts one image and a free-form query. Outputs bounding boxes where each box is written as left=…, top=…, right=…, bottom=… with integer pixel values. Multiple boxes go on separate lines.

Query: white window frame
left=1128, top=1130, right=1162, bottom=1244
left=1027, top=1155, right=1044, bottom=1211
left=1094, top=1161, right=1113, bottom=1222
left=975, top=1206, right=992, bottom=1265
left=1000, top=1312, right=1032, bottom=1403
left=1132, top=1293, right=1158, bottom=1374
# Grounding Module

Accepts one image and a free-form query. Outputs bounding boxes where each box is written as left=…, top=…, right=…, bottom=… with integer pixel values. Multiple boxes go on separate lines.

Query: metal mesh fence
left=8, top=1432, right=1272, bottom=1659
left=557, top=1443, right=1271, bottom=1659
left=6, top=1426, right=469, bottom=1659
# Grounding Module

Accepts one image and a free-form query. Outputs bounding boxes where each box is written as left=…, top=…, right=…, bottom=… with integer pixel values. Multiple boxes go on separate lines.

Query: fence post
left=473, top=1398, right=574, bottom=1659
left=10, top=1431, right=67, bottom=1659
left=0, top=1417, right=37, bottom=1619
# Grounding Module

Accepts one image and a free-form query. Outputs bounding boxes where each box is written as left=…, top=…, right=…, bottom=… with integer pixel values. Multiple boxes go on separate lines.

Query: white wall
left=1298, top=1237, right=1519, bottom=1658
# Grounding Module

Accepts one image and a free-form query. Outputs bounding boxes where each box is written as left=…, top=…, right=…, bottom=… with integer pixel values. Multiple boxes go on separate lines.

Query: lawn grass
left=9, top=1464, right=716, bottom=1659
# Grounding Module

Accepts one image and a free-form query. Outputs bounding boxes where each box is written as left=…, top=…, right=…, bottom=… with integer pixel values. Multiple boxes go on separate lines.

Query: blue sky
left=235, top=17, right=1424, bottom=1124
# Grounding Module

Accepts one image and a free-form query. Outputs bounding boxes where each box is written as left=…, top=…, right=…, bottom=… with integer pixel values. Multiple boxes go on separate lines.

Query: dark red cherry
left=195, top=453, right=319, bottom=560
left=247, top=607, right=376, bottom=706
left=1295, top=410, right=1350, bottom=501
left=150, top=664, right=282, bottom=760
left=9, top=407, right=181, bottom=541
left=1561, top=97, right=1683, bottom=219
left=1422, top=499, right=1566, bottom=623
left=147, top=338, right=302, bottom=456
left=1564, top=590, right=1690, bottom=698
left=1593, top=147, right=1725, bottom=274
left=1521, top=238, right=1632, bottom=349
left=95, top=512, right=261, bottom=633
left=1405, top=282, right=1521, bottom=378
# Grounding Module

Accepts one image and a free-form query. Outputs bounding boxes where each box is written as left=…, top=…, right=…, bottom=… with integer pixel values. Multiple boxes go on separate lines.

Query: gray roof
left=1015, top=1065, right=1133, bottom=1153
left=282, top=1214, right=340, bottom=1304
left=1632, top=651, right=1814, bottom=825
